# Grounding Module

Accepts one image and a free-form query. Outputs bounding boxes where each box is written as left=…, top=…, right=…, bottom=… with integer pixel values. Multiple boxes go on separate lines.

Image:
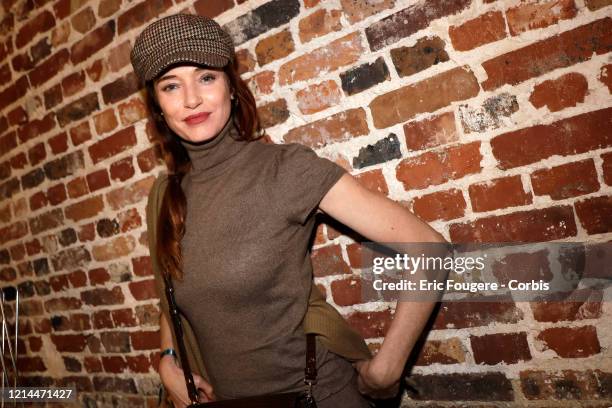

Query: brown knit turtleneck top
left=174, top=114, right=353, bottom=401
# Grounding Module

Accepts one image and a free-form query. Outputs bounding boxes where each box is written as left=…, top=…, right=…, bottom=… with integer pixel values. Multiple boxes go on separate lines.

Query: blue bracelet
left=160, top=348, right=177, bottom=359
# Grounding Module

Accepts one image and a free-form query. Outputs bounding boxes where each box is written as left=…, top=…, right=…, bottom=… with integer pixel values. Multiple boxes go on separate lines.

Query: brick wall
left=0, top=0, right=610, bottom=406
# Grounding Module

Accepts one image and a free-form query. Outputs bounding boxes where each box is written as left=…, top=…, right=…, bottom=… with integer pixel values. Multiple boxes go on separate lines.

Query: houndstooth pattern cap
left=130, top=13, right=235, bottom=84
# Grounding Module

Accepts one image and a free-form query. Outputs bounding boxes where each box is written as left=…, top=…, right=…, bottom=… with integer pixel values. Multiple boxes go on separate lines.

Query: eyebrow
left=156, top=67, right=211, bottom=83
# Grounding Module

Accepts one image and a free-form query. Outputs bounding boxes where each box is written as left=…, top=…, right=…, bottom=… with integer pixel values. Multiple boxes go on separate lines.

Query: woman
left=131, top=13, right=445, bottom=408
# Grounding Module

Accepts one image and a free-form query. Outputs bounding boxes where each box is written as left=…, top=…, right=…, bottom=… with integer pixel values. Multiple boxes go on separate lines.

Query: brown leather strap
left=305, top=333, right=317, bottom=385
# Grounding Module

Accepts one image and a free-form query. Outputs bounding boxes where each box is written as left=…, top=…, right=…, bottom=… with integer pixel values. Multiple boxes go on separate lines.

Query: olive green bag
left=146, top=172, right=371, bottom=407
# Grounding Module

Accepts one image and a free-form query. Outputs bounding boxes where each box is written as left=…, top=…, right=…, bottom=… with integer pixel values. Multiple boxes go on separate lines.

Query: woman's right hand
left=159, top=355, right=216, bottom=407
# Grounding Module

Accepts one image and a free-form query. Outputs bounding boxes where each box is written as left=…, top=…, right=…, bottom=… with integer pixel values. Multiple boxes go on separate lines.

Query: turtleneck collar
left=180, top=114, right=248, bottom=178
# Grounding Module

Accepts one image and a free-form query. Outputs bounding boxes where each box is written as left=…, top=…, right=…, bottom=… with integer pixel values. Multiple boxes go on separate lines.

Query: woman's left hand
left=353, top=358, right=401, bottom=400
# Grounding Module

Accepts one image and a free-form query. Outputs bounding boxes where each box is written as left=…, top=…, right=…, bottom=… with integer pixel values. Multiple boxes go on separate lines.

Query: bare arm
left=319, top=173, right=445, bottom=393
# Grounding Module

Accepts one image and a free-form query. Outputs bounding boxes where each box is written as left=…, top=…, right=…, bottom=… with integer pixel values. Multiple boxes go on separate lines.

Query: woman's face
left=153, top=64, right=232, bottom=143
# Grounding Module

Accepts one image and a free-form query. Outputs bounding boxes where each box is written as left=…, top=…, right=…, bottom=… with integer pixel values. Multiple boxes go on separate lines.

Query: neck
left=180, top=114, right=247, bottom=177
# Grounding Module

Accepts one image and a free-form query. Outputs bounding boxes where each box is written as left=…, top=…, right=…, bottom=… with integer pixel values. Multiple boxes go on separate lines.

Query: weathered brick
left=531, top=160, right=599, bottom=200
left=257, top=99, right=289, bottom=129
left=130, top=330, right=159, bottom=351
left=48, top=131, right=68, bottom=154
left=396, top=142, right=481, bottom=191
left=65, top=195, right=104, bottom=222
left=352, top=134, right=401, bottom=169
left=354, top=169, right=389, bottom=195
left=106, top=176, right=154, bottom=211
left=101, top=72, right=139, bottom=105
left=29, top=208, right=63, bottom=235
left=433, top=300, right=523, bottom=329
left=412, top=189, right=466, bottom=222
left=459, top=93, right=519, bottom=134
left=18, top=112, right=56, bottom=143
left=471, top=332, right=531, bottom=365
left=585, top=0, right=612, bottom=9
left=345, top=309, right=393, bottom=339
left=602, top=152, right=612, bottom=186
left=111, top=308, right=138, bottom=328
left=128, top=279, right=157, bottom=301
left=255, top=29, right=294, bottom=67
left=93, top=376, right=136, bottom=394
left=415, top=338, right=467, bottom=366
left=299, top=8, right=342, bottom=44
left=223, top=0, right=300, bottom=46
left=490, top=107, right=611, bottom=169
left=339, top=0, right=393, bottom=24
left=520, top=369, right=611, bottom=400
left=410, top=372, right=513, bottom=401
left=51, top=334, right=87, bottom=352
left=529, top=72, right=588, bottom=112
left=51, top=246, right=91, bottom=272
left=117, top=0, right=173, bottom=35
left=340, top=57, right=389, bottom=96
left=284, top=108, right=368, bottom=148
left=279, top=32, right=363, bottom=85
left=118, top=97, right=147, bottom=126
left=575, top=195, right=612, bottom=235
left=81, top=286, right=125, bottom=306
left=71, top=6, right=95, bottom=34
left=67, top=177, right=89, bottom=198
left=599, top=63, right=612, bottom=93
left=506, top=0, right=577, bottom=36
left=450, top=206, right=577, bottom=243
left=537, top=326, right=601, bottom=358
left=331, top=277, right=362, bottom=306
left=86, top=169, right=110, bottom=192
left=110, top=157, right=135, bottom=182
left=481, top=17, right=611, bottom=91
left=70, top=20, right=115, bottom=65
left=92, top=235, right=136, bottom=261
left=56, top=93, right=99, bottom=127
left=311, top=244, right=350, bottom=277
left=296, top=80, right=342, bottom=115
left=365, top=0, right=471, bottom=51
left=0, top=77, right=29, bottom=112
left=531, top=292, right=602, bottom=323
left=371, top=66, right=479, bottom=129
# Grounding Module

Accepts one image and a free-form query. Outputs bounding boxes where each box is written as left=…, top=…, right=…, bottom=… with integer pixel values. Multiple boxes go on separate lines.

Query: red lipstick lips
left=184, top=112, right=210, bottom=125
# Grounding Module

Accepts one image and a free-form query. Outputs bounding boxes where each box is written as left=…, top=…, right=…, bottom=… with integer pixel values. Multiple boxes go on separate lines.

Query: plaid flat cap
left=130, top=13, right=235, bottom=84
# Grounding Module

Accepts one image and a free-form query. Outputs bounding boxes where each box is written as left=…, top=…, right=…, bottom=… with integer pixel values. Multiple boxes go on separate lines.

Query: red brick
left=520, top=369, right=610, bottom=400
left=279, top=32, right=363, bottom=85
left=67, top=177, right=88, bottom=199
left=450, top=206, right=577, bottom=243
left=126, top=355, right=150, bottom=373
left=339, top=0, right=393, bottom=24
left=506, top=0, right=577, bottom=36
left=415, top=338, right=467, bottom=366
left=70, top=20, right=115, bottom=65
left=112, top=308, right=138, bottom=328
left=255, top=29, right=294, bottom=67
left=599, top=63, right=612, bottom=93
left=92, top=235, right=136, bottom=261
left=29, top=209, right=64, bottom=235
left=331, top=277, right=362, bottom=306
left=81, top=286, right=124, bottom=306
left=92, top=310, right=114, bottom=329
left=530, top=292, right=602, bottom=323
left=132, top=256, right=153, bottom=277
left=78, top=223, right=96, bottom=242
left=29, top=191, right=48, bottom=211
left=412, top=189, right=466, bottom=222
left=51, top=334, right=87, bottom=352
left=128, top=279, right=157, bottom=301
left=449, top=11, right=506, bottom=51
left=137, top=146, right=161, bottom=173
left=17, top=356, right=46, bottom=372
left=28, top=48, right=70, bottom=88
left=88, top=267, right=110, bottom=285
left=110, top=157, right=135, bottom=182
left=491, top=107, right=612, bottom=169
left=93, top=108, right=118, bottom=135
left=16, top=10, right=55, bottom=48
left=396, top=142, right=482, bottom=191
left=404, top=111, right=458, bottom=151
left=130, top=330, right=160, bottom=351
left=71, top=6, right=95, bottom=34
left=469, top=175, right=532, bottom=212
left=298, top=8, right=342, bottom=44
left=69, top=121, right=92, bottom=146
left=0, top=77, right=29, bottom=112
left=193, top=0, right=233, bottom=18
left=65, top=195, right=104, bottom=222
left=481, top=18, right=611, bottom=91
left=529, top=72, right=588, bottom=112
left=48, top=132, right=68, bottom=154
left=284, top=108, right=368, bottom=148
left=84, top=356, right=102, bottom=373
left=365, top=0, right=471, bottom=52
left=433, top=300, right=523, bottom=329
left=101, top=356, right=127, bottom=373
left=0, top=221, right=28, bottom=246
left=537, top=326, right=601, bottom=358
left=585, top=0, right=612, bottom=10
left=471, top=332, right=532, bottom=365
left=88, top=126, right=136, bottom=165
left=575, top=195, right=612, bottom=235
left=354, top=169, right=388, bottom=195
left=61, top=70, right=86, bottom=97
left=531, top=160, right=599, bottom=200
left=345, top=309, right=393, bottom=339
left=602, top=152, right=612, bottom=186
left=118, top=208, right=141, bottom=232
left=296, top=80, right=342, bottom=115
left=117, top=0, right=172, bottom=35
left=371, top=66, right=479, bottom=129
left=67, top=270, right=87, bottom=287
left=311, top=244, right=351, bottom=277
left=18, top=112, right=56, bottom=143
left=86, top=169, right=110, bottom=192
left=106, top=176, right=154, bottom=211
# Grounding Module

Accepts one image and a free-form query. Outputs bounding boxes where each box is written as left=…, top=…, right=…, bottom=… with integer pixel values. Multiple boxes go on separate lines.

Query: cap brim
left=144, top=50, right=229, bottom=82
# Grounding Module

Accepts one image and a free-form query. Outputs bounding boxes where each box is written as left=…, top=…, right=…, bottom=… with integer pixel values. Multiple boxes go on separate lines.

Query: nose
left=183, top=81, right=202, bottom=109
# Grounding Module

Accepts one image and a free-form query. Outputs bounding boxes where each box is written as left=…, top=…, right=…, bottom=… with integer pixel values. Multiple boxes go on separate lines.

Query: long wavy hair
left=145, top=60, right=263, bottom=280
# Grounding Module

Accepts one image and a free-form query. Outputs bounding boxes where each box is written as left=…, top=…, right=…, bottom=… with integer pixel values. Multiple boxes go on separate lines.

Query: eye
left=200, top=74, right=216, bottom=83
left=161, top=83, right=177, bottom=92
